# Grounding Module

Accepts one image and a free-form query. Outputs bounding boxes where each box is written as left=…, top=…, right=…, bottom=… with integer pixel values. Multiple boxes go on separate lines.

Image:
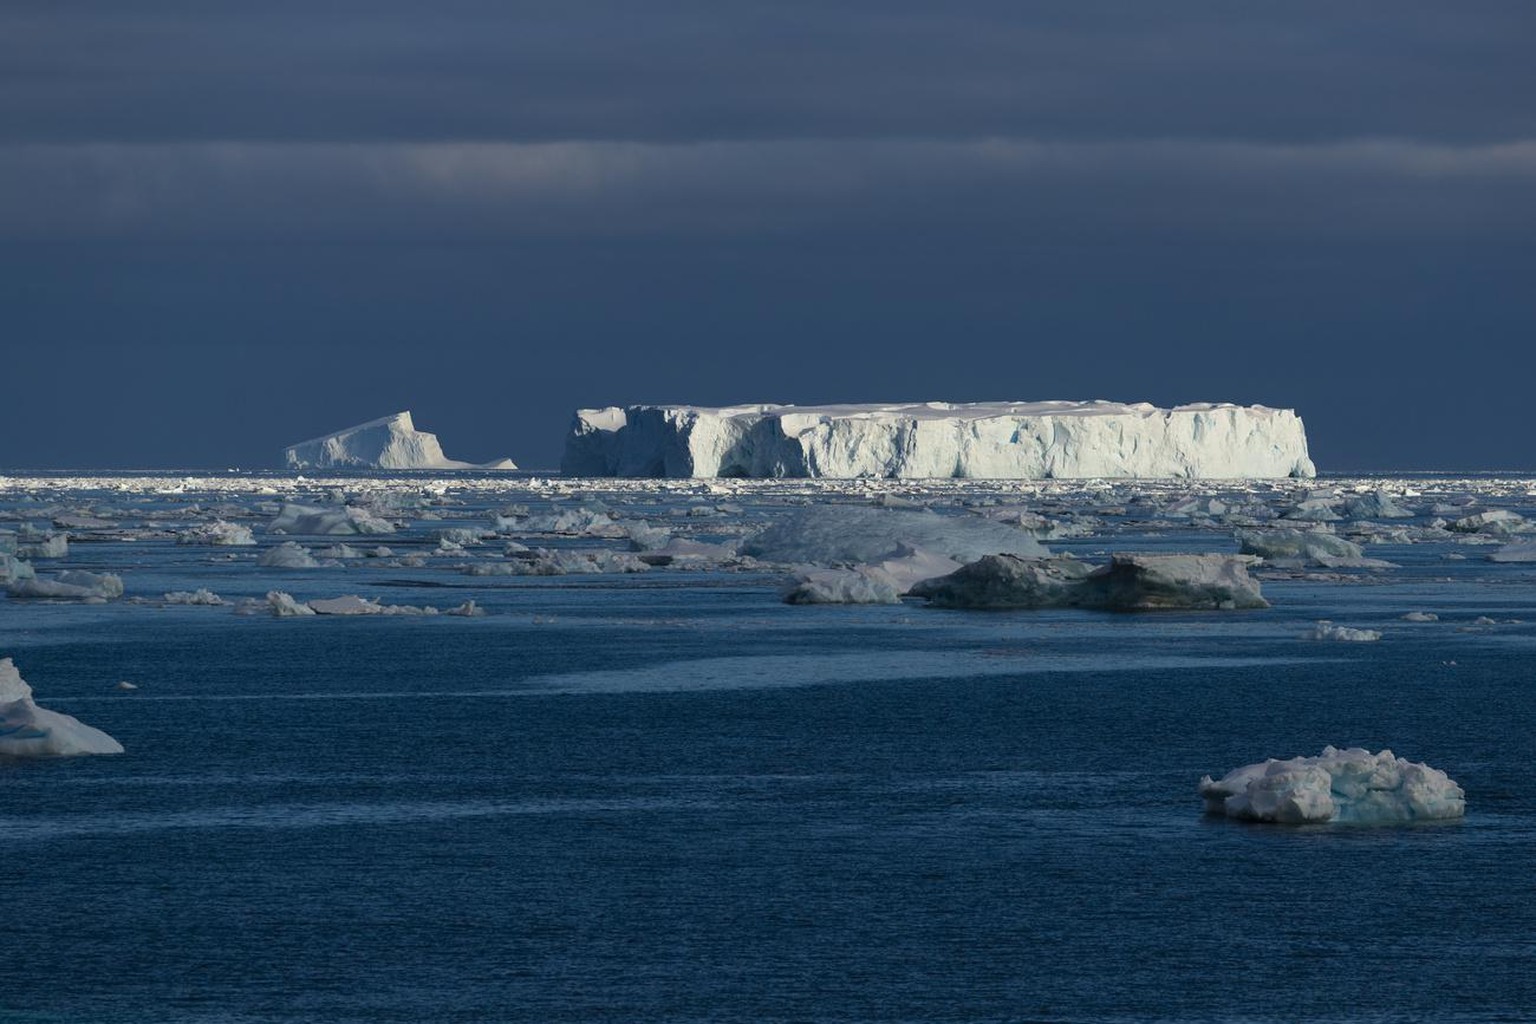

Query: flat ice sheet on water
left=7, top=570, right=124, bottom=601
left=743, top=506, right=1047, bottom=566
left=269, top=503, right=395, bottom=536
left=1199, top=746, right=1464, bottom=824
left=743, top=506, right=1049, bottom=604
left=0, top=658, right=124, bottom=758
left=563, top=400, right=1316, bottom=479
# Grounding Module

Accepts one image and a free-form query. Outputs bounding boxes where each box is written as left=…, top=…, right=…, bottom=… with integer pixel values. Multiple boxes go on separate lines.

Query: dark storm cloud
left=2, top=2, right=1535, bottom=145
left=4, top=139, right=1535, bottom=241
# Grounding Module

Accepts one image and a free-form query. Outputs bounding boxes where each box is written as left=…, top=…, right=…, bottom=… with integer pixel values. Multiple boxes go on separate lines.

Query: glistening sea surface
left=2, top=473, right=1534, bottom=1022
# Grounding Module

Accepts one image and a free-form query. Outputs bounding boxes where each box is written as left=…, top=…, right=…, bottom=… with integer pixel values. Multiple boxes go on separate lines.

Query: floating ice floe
left=783, top=568, right=903, bottom=605
left=1278, top=494, right=1343, bottom=522
left=176, top=520, right=256, bottom=546
left=1199, top=746, right=1464, bottom=824
left=282, top=411, right=516, bottom=471
left=910, top=552, right=1268, bottom=611
left=257, top=541, right=325, bottom=568
left=0, top=553, right=34, bottom=583
left=1342, top=490, right=1416, bottom=519
left=1235, top=528, right=1395, bottom=569
left=1449, top=510, right=1529, bottom=537
left=7, top=570, right=124, bottom=602
left=269, top=503, right=395, bottom=536
left=563, top=401, right=1316, bottom=479
left=745, top=506, right=1051, bottom=603
left=465, top=548, right=650, bottom=576
left=1487, top=541, right=1536, bottom=563
left=1305, top=620, right=1381, bottom=642
left=265, top=591, right=316, bottom=616
left=16, top=533, right=68, bottom=559
left=743, top=506, right=1046, bottom=566
left=508, top=506, right=627, bottom=538
left=163, top=589, right=227, bottom=606
left=0, top=657, right=124, bottom=758
left=256, top=591, right=479, bottom=617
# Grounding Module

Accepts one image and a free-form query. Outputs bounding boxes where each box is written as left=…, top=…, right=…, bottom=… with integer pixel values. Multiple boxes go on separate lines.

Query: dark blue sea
left=3, top=475, right=1535, bottom=1022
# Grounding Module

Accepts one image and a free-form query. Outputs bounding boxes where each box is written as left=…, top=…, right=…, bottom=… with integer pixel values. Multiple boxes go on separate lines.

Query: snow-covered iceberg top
left=282, top=411, right=516, bottom=471
left=0, top=657, right=124, bottom=758
left=563, top=401, right=1316, bottom=479
left=1199, top=746, right=1465, bottom=824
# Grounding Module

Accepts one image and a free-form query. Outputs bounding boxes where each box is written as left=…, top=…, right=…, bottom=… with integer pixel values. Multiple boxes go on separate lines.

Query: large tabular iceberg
left=1199, top=747, right=1465, bottom=824
left=0, top=657, right=124, bottom=758
left=283, top=412, right=516, bottom=471
left=562, top=401, right=1316, bottom=479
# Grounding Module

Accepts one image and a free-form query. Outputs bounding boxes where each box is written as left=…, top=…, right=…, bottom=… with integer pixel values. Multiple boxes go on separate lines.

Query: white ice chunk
left=7, top=570, right=124, bottom=601
left=1236, top=528, right=1394, bottom=569
left=282, top=411, right=516, bottom=471
left=1305, top=620, right=1382, bottom=642
left=0, top=554, right=35, bottom=583
left=266, top=591, right=316, bottom=616
left=1343, top=491, right=1415, bottom=519
left=257, top=541, right=324, bottom=568
left=466, top=548, right=650, bottom=576
left=1450, top=510, right=1529, bottom=537
left=0, top=657, right=124, bottom=758
left=1199, top=746, right=1465, bottom=824
left=783, top=568, right=903, bottom=605
left=17, top=533, right=68, bottom=558
left=564, top=401, right=1316, bottom=479
left=163, top=588, right=227, bottom=605
left=307, top=595, right=386, bottom=615
left=1488, top=541, right=1536, bottom=563
left=176, top=520, right=256, bottom=546
left=269, top=503, right=395, bottom=536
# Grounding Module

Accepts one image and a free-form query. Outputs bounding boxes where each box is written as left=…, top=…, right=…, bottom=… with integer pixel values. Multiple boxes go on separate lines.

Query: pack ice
left=562, top=401, right=1316, bottom=479
left=282, top=412, right=516, bottom=471
left=0, top=657, right=124, bottom=757
left=1199, top=747, right=1464, bottom=824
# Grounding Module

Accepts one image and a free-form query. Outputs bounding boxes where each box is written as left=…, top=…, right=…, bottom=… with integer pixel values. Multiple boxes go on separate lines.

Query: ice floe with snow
left=269, top=503, right=395, bottom=536
left=0, top=657, right=123, bottom=758
left=1305, top=620, right=1382, bottom=642
left=177, top=520, right=256, bottom=546
left=1236, top=528, right=1395, bottom=569
left=1199, top=746, right=1464, bottom=824
left=7, top=570, right=124, bottom=601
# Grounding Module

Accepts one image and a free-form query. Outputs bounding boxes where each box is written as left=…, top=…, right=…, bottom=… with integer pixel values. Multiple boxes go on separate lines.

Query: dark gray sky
left=4, top=2, right=1533, bottom=471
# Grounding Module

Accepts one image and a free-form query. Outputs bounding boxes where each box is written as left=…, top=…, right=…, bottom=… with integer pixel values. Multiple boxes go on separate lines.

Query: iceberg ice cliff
left=1199, top=747, right=1464, bottom=825
left=0, top=657, right=124, bottom=758
left=283, top=412, right=516, bottom=471
left=562, top=401, right=1316, bottom=479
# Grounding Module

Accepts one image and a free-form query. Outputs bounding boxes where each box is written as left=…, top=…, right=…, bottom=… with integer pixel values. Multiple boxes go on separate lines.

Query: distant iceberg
left=1199, top=746, right=1464, bottom=824
left=562, top=401, right=1316, bottom=479
left=282, top=411, right=516, bottom=471
left=0, top=657, right=124, bottom=758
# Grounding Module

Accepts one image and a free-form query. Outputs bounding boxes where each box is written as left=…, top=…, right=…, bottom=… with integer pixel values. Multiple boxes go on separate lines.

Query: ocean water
left=2, top=474, right=1535, bottom=1022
